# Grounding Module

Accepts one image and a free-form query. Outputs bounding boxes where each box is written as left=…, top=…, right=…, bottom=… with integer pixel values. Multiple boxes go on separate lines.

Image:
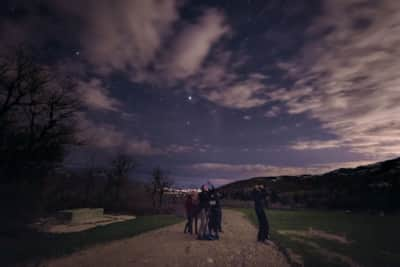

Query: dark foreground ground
left=1, top=215, right=182, bottom=267
left=240, top=208, right=400, bottom=267
left=43, top=209, right=289, bottom=267
left=3, top=209, right=400, bottom=267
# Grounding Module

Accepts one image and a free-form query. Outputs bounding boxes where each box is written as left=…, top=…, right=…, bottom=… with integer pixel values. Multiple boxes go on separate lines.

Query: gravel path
left=44, top=209, right=290, bottom=267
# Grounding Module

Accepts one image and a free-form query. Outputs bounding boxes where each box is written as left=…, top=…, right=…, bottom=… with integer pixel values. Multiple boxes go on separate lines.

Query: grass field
left=239, top=208, right=400, bottom=267
left=1, top=215, right=183, bottom=266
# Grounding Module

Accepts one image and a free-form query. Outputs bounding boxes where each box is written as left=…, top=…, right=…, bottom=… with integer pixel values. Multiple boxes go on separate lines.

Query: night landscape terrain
left=1, top=0, right=400, bottom=266
left=220, top=157, right=400, bottom=211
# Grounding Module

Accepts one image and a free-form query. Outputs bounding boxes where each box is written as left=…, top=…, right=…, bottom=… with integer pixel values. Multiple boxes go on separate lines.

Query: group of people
left=183, top=182, right=271, bottom=244
left=183, top=183, right=222, bottom=240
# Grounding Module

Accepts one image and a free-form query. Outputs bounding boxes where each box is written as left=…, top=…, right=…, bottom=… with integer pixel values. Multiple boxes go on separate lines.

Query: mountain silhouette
left=219, top=157, right=400, bottom=211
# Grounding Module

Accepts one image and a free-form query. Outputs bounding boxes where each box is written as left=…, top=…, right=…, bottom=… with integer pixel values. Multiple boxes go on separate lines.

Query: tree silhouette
left=105, top=154, right=135, bottom=210
left=151, top=167, right=173, bottom=209
left=0, top=50, right=81, bottom=184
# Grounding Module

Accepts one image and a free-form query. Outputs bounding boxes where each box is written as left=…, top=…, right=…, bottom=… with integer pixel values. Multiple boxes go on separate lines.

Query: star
left=75, top=50, right=80, bottom=56
left=188, top=96, right=192, bottom=101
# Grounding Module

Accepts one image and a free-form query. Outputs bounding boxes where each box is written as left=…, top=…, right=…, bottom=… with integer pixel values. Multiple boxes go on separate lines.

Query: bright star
left=188, top=96, right=192, bottom=101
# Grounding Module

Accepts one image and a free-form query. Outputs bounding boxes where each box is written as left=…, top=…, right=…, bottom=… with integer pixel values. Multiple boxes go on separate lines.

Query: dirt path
left=44, top=210, right=289, bottom=267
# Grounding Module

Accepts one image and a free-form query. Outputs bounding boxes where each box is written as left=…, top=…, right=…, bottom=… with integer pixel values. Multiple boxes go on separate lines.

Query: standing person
left=191, top=191, right=199, bottom=235
left=197, top=184, right=210, bottom=240
left=207, top=182, right=223, bottom=232
left=184, top=194, right=194, bottom=234
left=252, top=184, right=270, bottom=243
left=216, top=191, right=223, bottom=232
left=208, top=186, right=220, bottom=240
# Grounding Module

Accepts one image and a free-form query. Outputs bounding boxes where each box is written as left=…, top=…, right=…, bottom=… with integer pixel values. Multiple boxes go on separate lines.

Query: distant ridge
left=218, top=157, right=400, bottom=211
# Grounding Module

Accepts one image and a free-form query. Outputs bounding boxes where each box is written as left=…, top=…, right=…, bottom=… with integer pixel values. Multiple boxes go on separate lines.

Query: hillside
left=218, top=157, right=400, bottom=211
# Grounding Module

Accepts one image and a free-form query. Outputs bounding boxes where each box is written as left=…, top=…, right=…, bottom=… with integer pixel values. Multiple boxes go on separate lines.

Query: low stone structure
left=35, top=208, right=136, bottom=233
left=57, top=208, right=104, bottom=224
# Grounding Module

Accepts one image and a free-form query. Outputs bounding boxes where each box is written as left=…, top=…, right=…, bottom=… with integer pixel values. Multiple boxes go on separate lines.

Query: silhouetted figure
left=252, top=185, right=269, bottom=242
left=184, top=194, right=195, bottom=234
left=191, top=192, right=199, bottom=235
left=197, top=185, right=210, bottom=240
left=216, top=191, right=223, bottom=232
left=208, top=187, right=220, bottom=239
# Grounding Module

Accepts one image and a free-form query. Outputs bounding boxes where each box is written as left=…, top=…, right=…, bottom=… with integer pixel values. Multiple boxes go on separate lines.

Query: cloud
left=207, top=178, right=233, bottom=186
left=290, top=140, right=344, bottom=150
left=164, top=9, right=230, bottom=80
left=204, top=76, right=268, bottom=108
left=264, top=106, right=281, bottom=118
left=57, top=1, right=269, bottom=109
left=188, top=51, right=270, bottom=109
left=1, top=0, right=273, bottom=110
left=0, top=21, right=30, bottom=57
left=54, top=0, right=231, bottom=87
left=125, top=139, right=161, bottom=156
left=165, top=144, right=194, bottom=154
left=6, top=0, right=400, bottom=161
left=186, top=160, right=375, bottom=182
left=77, top=113, right=205, bottom=156
left=243, top=115, right=252, bottom=120
left=0, top=2, right=67, bottom=56
left=77, top=79, right=122, bottom=112
left=0, top=0, right=181, bottom=74
left=75, top=0, right=181, bottom=75
left=77, top=113, right=162, bottom=156
left=165, top=143, right=211, bottom=154
left=274, top=0, right=400, bottom=158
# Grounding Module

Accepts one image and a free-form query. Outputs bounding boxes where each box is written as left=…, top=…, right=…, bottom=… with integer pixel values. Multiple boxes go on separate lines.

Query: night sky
left=1, top=0, right=400, bottom=187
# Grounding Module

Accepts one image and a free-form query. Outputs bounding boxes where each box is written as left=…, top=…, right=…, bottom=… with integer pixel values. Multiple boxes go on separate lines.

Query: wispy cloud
left=0, top=0, right=274, bottom=111
left=3, top=0, right=400, bottom=162
left=186, top=50, right=271, bottom=109
left=186, top=160, right=375, bottom=183
left=202, top=74, right=269, bottom=108
left=243, top=115, right=252, bottom=120
left=290, top=140, right=344, bottom=150
left=77, top=113, right=161, bottom=156
left=57, top=1, right=271, bottom=110
left=76, top=0, right=181, bottom=76
left=77, top=79, right=122, bottom=112
left=77, top=113, right=208, bottom=156
left=264, top=106, right=281, bottom=118
left=275, top=0, right=400, bottom=158
left=163, top=9, right=230, bottom=80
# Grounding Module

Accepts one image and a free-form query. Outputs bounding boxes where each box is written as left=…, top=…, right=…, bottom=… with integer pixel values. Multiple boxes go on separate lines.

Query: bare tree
left=0, top=51, right=80, bottom=184
left=105, top=154, right=135, bottom=210
left=151, top=167, right=173, bottom=209
left=0, top=50, right=81, bottom=184
left=0, top=49, right=82, bottom=224
left=0, top=50, right=35, bottom=118
left=82, top=154, right=104, bottom=207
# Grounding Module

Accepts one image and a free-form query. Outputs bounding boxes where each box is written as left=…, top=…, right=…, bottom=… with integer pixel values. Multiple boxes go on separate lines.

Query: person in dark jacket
left=197, top=185, right=210, bottom=240
left=216, top=191, right=223, bottom=232
left=252, top=184, right=270, bottom=242
left=191, top=191, right=199, bottom=235
left=208, top=187, right=220, bottom=239
left=207, top=183, right=223, bottom=233
left=184, top=194, right=195, bottom=234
